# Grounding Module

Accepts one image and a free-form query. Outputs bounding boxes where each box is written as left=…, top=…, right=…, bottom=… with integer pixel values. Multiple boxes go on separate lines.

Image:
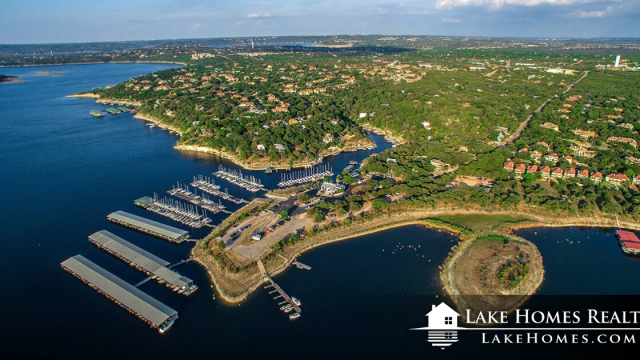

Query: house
left=422, top=121, right=432, bottom=130
left=425, top=303, right=459, bottom=348
left=606, top=173, right=629, bottom=186
left=274, top=143, right=286, bottom=152
left=527, top=164, right=539, bottom=174
left=570, top=145, right=596, bottom=158
left=540, top=122, right=560, bottom=132
left=359, top=113, right=367, bottom=119
left=608, top=137, right=638, bottom=148
left=551, top=167, right=564, bottom=179
left=564, top=167, right=577, bottom=178
left=321, top=182, right=345, bottom=195
left=459, top=145, right=468, bottom=152
left=572, top=129, right=597, bottom=139
left=577, top=169, right=590, bottom=180
left=503, top=161, right=515, bottom=172
left=386, top=158, right=397, bottom=164
left=323, top=133, right=334, bottom=144
left=544, top=153, right=559, bottom=163
left=431, top=159, right=446, bottom=172
left=256, top=144, right=266, bottom=151
left=590, top=171, right=603, bottom=184
left=634, top=176, right=640, bottom=185
left=514, top=163, right=527, bottom=178
left=531, top=150, right=543, bottom=162
left=539, top=166, right=551, bottom=179
left=564, top=156, right=574, bottom=165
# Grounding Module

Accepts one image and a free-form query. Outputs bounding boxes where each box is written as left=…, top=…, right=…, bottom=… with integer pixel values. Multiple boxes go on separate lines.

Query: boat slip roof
left=89, top=230, right=192, bottom=289
left=107, top=211, right=188, bottom=241
left=61, top=255, right=177, bottom=327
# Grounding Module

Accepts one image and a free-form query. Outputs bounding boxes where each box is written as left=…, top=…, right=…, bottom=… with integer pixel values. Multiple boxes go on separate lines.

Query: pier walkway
left=257, top=260, right=301, bottom=313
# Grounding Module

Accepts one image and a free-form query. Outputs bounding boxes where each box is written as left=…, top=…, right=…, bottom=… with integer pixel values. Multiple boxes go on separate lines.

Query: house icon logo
left=411, top=302, right=462, bottom=349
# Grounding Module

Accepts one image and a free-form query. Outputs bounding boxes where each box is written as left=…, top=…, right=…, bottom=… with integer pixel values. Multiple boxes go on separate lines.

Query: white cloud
left=442, top=17, right=462, bottom=23
left=246, top=13, right=272, bottom=18
left=572, top=5, right=615, bottom=17
left=435, top=0, right=597, bottom=9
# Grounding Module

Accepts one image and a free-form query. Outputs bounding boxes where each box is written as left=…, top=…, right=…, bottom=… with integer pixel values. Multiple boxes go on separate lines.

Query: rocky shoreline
left=193, top=206, right=639, bottom=304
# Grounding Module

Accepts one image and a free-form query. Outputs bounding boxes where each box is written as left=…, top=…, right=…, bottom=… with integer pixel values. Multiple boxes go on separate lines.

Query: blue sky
left=1, top=0, right=639, bottom=44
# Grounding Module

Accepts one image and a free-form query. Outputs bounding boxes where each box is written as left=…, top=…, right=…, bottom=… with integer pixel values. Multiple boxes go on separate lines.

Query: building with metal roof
left=89, top=230, right=195, bottom=294
left=107, top=211, right=188, bottom=243
left=61, top=255, right=178, bottom=330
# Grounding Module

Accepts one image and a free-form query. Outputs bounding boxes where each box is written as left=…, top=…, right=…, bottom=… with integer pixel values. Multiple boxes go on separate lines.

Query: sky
left=1, top=0, right=639, bottom=44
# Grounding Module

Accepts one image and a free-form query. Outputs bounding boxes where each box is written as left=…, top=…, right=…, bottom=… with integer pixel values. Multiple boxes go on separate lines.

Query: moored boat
left=289, top=312, right=300, bottom=320
left=90, top=110, right=104, bottom=117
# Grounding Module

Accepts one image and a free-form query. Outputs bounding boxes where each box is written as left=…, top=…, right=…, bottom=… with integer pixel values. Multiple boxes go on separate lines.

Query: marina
left=106, top=107, right=121, bottom=115
left=89, top=110, right=104, bottom=117
left=88, top=230, right=198, bottom=295
left=135, top=195, right=212, bottom=228
left=107, top=210, right=190, bottom=244
left=214, top=165, right=264, bottom=192
left=258, top=260, right=301, bottom=316
left=277, top=164, right=333, bottom=187
left=167, top=183, right=230, bottom=213
left=61, top=255, right=178, bottom=333
left=188, top=176, right=248, bottom=204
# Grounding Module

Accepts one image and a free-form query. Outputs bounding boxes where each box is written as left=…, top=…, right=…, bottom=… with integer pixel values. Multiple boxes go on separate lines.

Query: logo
left=412, top=302, right=462, bottom=349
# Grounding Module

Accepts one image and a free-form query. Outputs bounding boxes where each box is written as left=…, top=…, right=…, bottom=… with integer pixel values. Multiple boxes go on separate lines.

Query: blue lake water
left=1, top=63, right=639, bottom=359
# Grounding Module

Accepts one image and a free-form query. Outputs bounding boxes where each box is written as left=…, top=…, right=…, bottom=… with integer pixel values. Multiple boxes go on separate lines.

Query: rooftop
left=107, top=211, right=188, bottom=242
left=61, top=255, right=177, bottom=327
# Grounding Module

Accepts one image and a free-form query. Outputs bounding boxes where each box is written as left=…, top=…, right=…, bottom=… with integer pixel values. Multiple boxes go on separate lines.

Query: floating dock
left=616, top=230, right=640, bottom=255
left=214, top=165, right=264, bottom=192
left=89, top=230, right=197, bottom=295
left=61, top=255, right=178, bottom=333
left=167, top=183, right=231, bottom=213
left=135, top=195, right=212, bottom=228
left=187, top=178, right=247, bottom=204
left=258, top=260, right=301, bottom=314
left=278, top=164, right=333, bottom=187
left=107, top=210, right=189, bottom=244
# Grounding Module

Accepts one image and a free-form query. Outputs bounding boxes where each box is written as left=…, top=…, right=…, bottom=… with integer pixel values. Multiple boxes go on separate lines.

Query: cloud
left=442, top=17, right=462, bottom=23
left=246, top=13, right=272, bottom=18
left=192, top=23, right=202, bottom=30
left=572, top=5, right=615, bottom=17
left=435, top=0, right=597, bottom=9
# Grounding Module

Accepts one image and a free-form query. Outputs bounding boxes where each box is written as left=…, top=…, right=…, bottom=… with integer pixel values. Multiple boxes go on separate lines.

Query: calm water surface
left=0, top=64, right=639, bottom=359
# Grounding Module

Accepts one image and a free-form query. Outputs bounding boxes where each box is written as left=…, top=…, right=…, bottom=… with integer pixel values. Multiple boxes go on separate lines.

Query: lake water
left=1, top=63, right=639, bottom=359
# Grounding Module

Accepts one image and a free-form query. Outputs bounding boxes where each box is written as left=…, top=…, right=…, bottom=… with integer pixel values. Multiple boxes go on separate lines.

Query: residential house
left=564, top=167, right=577, bottom=179
left=577, top=169, right=590, bottom=180
left=590, top=172, right=603, bottom=184
left=606, top=173, right=629, bottom=186
left=503, top=161, right=515, bottom=172
left=431, top=159, right=446, bottom=172
left=256, top=144, right=266, bottom=151
left=527, top=164, right=539, bottom=174
left=539, top=166, right=551, bottom=179
left=544, top=153, right=559, bottom=163
left=540, top=122, right=560, bottom=132
left=551, top=167, right=564, bottom=179
left=608, top=137, right=638, bottom=148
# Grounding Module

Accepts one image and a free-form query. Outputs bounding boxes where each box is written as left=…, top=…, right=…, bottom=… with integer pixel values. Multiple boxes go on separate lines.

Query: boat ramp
left=89, top=230, right=197, bottom=295
left=135, top=195, right=212, bottom=228
left=107, top=210, right=189, bottom=244
left=61, top=255, right=178, bottom=333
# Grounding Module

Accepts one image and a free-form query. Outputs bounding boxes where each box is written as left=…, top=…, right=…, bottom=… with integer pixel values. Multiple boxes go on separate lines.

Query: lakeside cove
left=192, top=204, right=640, bottom=306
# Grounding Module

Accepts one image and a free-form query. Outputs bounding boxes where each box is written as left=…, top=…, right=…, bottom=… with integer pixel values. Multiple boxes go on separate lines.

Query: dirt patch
left=443, top=235, right=544, bottom=322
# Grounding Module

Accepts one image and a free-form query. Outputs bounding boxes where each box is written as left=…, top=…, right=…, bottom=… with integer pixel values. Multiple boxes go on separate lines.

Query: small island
left=0, top=74, right=20, bottom=84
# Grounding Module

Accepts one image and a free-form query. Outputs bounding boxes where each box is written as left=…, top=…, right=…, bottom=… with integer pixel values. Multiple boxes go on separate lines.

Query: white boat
left=289, top=312, right=300, bottom=320
left=159, top=319, right=175, bottom=334
left=281, top=304, right=293, bottom=313
left=292, top=297, right=301, bottom=306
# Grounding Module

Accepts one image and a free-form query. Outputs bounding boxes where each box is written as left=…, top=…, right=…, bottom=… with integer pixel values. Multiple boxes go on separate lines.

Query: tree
left=279, top=210, right=289, bottom=219
left=372, top=198, right=388, bottom=211
left=343, top=175, right=357, bottom=185
left=217, top=241, right=226, bottom=251
left=298, top=193, right=310, bottom=203
left=314, top=211, right=325, bottom=222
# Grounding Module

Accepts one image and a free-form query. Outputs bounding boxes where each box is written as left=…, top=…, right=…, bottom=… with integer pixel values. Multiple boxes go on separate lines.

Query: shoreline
left=0, top=60, right=186, bottom=69
left=174, top=139, right=374, bottom=171
left=193, top=206, right=640, bottom=304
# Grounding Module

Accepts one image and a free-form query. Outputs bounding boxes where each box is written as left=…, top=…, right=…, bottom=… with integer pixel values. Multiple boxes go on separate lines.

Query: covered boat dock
left=61, top=255, right=178, bottom=332
left=88, top=230, right=197, bottom=295
left=107, top=210, right=189, bottom=243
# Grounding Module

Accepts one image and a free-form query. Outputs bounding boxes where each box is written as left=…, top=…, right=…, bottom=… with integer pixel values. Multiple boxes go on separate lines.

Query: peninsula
left=69, top=40, right=640, bottom=308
